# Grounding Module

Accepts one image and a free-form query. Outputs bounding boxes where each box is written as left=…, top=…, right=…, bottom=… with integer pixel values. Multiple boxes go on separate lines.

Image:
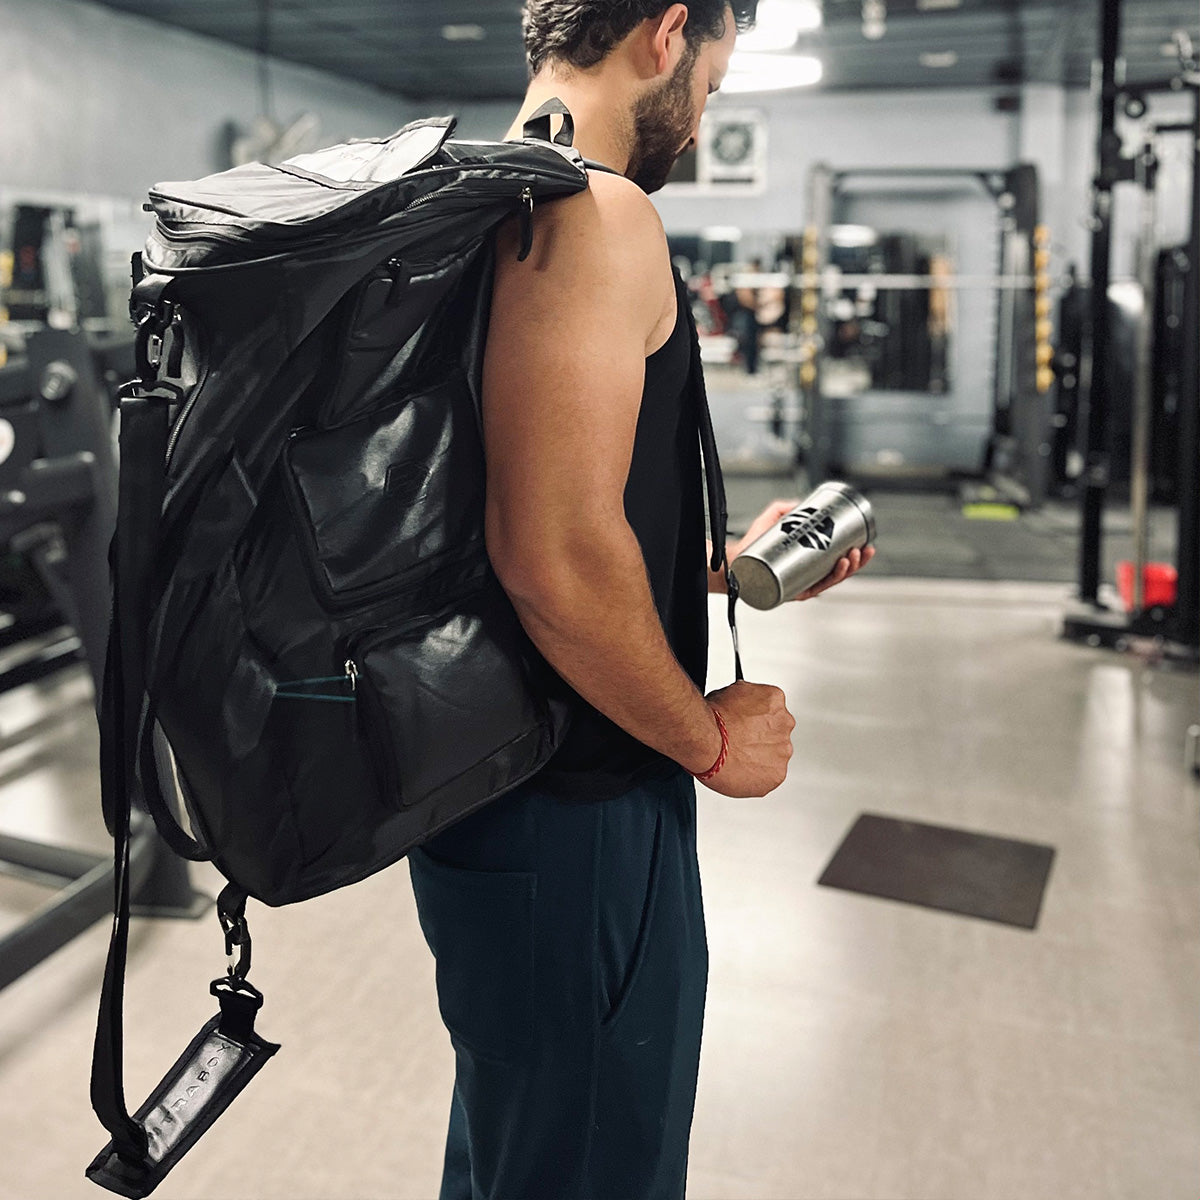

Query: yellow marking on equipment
left=962, top=502, right=1020, bottom=521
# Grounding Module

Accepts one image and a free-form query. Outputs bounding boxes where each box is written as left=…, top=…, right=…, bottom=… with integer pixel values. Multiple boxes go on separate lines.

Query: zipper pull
left=344, top=660, right=358, bottom=693
left=385, top=256, right=406, bottom=306
left=516, top=188, right=535, bottom=262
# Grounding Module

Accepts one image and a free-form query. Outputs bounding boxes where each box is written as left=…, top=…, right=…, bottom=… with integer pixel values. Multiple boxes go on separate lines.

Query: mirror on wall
left=821, top=225, right=954, bottom=398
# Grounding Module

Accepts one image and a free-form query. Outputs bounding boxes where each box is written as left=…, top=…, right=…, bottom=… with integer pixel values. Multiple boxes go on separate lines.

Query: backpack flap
left=146, top=117, right=459, bottom=244
left=283, top=119, right=456, bottom=185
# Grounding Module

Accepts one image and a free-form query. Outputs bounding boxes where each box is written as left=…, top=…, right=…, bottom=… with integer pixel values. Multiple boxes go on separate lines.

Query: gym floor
left=0, top=572, right=1197, bottom=1199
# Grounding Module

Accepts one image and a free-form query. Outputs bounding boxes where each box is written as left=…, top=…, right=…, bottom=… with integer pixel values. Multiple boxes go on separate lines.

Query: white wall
left=4, top=0, right=1183, bottom=294
left=443, top=83, right=1179, bottom=286
left=446, top=89, right=1028, bottom=231
left=0, top=0, right=415, bottom=200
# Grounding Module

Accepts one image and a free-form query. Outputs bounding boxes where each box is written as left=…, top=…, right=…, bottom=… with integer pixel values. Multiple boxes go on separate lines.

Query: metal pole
left=1078, top=0, right=1122, bottom=606
left=1130, top=135, right=1158, bottom=613
left=1172, top=84, right=1200, bottom=647
left=803, top=163, right=835, bottom=486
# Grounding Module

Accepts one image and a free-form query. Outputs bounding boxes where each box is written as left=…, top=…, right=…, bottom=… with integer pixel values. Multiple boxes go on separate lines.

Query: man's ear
left=646, top=2, right=690, bottom=76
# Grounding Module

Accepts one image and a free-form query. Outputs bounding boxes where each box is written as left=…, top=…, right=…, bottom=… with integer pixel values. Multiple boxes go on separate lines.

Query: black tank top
left=531, top=269, right=710, bottom=801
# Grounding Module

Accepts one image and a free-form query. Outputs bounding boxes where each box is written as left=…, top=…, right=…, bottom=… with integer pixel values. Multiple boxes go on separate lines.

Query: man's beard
left=627, top=43, right=699, bottom=194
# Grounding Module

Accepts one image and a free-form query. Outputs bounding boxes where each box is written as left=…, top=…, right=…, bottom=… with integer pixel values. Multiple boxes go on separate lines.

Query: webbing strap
left=676, top=270, right=744, bottom=683
left=91, top=394, right=172, bottom=1165
left=522, top=97, right=575, bottom=147
left=91, top=273, right=185, bottom=1165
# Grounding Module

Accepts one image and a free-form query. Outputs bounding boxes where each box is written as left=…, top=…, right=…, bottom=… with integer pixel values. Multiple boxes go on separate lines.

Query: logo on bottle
left=780, top=507, right=835, bottom=552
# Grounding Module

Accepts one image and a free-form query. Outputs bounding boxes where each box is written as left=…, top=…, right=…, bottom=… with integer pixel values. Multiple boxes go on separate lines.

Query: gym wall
left=449, top=87, right=1101, bottom=271
left=0, top=0, right=415, bottom=200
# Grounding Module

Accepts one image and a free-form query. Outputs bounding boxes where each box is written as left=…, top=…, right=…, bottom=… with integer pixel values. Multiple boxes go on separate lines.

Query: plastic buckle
left=210, top=974, right=265, bottom=1044
left=132, top=302, right=178, bottom=381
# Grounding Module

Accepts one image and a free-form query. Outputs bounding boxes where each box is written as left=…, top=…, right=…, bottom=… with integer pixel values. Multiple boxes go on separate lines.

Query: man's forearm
left=496, top=529, right=723, bottom=774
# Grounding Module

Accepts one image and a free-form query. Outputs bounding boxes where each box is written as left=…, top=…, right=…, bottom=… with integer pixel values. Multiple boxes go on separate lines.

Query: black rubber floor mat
left=817, top=813, right=1055, bottom=929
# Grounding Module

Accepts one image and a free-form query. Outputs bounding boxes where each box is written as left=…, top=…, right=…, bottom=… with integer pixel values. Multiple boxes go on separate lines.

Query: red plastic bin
left=1116, top=560, right=1177, bottom=612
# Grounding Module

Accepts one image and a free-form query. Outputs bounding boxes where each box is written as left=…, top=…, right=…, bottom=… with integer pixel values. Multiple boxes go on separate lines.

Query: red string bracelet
left=692, top=708, right=729, bottom=782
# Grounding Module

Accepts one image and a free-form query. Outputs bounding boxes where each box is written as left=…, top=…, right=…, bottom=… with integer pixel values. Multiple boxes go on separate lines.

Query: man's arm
left=482, top=175, right=722, bottom=775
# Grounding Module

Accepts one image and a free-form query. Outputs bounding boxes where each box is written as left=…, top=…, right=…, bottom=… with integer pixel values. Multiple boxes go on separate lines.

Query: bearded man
left=407, top=5, right=872, bottom=1197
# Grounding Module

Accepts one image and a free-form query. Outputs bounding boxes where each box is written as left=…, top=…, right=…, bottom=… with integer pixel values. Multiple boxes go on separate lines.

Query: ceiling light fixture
left=722, top=51, right=824, bottom=92
left=736, top=0, right=823, bottom=52
left=441, top=24, right=486, bottom=41
left=920, top=51, right=959, bottom=68
left=916, top=0, right=962, bottom=10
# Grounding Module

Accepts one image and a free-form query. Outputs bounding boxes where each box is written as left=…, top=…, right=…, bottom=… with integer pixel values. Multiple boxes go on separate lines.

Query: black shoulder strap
left=674, top=269, right=744, bottom=683
left=522, top=97, right=575, bottom=147
left=91, top=386, right=171, bottom=1166
left=91, top=273, right=204, bottom=1166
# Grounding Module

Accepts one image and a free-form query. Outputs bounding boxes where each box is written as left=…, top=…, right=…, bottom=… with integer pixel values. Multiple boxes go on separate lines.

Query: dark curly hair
left=523, top=1, right=759, bottom=75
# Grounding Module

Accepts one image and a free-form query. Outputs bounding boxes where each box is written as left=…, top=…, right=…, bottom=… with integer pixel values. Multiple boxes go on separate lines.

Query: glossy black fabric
left=128, top=125, right=594, bottom=907
left=531, top=270, right=709, bottom=802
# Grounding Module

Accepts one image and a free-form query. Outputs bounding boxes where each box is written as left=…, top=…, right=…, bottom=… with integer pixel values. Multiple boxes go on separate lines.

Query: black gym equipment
left=1048, top=265, right=1086, bottom=495
left=0, top=328, right=205, bottom=996
left=1062, top=0, right=1200, bottom=660
left=1151, top=246, right=1189, bottom=506
left=801, top=163, right=1049, bottom=505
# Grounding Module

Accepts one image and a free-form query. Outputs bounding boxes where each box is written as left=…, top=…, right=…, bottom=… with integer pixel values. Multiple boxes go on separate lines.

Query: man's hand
left=697, top=680, right=795, bottom=797
left=708, top=498, right=876, bottom=599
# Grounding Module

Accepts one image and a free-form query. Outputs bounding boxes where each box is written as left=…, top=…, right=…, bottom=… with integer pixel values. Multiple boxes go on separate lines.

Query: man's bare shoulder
left=497, top=171, right=667, bottom=277
left=492, top=170, right=671, bottom=341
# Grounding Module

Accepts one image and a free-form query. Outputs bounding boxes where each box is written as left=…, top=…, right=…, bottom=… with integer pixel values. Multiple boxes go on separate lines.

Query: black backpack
left=86, top=102, right=741, bottom=1198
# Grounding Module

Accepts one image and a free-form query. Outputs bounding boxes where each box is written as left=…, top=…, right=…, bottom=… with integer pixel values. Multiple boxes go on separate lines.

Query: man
left=407, top=5, right=874, bottom=1197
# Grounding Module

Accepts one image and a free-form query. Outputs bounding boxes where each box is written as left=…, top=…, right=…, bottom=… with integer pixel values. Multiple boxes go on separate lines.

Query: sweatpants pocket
left=598, top=807, right=665, bottom=1030
left=408, top=847, right=537, bottom=1063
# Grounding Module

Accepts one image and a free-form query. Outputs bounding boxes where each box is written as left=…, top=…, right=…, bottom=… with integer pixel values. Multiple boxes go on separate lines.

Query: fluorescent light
left=917, top=0, right=961, bottom=9
left=442, top=24, right=486, bottom=41
left=702, top=227, right=743, bottom=242
left=723, top=51, right=823, bottom=92
left=736, top=0, right=822, bottom=52
left=831, top=224, right=878, bottom=247
left=920, top=50, right=959, bottom=68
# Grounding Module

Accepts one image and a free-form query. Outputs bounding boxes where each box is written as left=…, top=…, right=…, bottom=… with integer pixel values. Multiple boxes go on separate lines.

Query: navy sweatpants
left=408, top=764, right=708, bottom=1200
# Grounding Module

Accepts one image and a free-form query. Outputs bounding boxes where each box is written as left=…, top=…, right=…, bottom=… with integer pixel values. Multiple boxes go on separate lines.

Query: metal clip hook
left=218, top=906, right=252, bottom=980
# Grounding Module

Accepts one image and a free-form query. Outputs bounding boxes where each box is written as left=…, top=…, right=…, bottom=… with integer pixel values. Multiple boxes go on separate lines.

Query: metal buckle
left=218, top=906, right=252, bottom=980
left=116, top=378, right=186, bottom=404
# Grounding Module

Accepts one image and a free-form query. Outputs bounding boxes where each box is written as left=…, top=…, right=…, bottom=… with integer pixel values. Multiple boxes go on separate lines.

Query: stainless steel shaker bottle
left=730, top=482, right=876, bottom=610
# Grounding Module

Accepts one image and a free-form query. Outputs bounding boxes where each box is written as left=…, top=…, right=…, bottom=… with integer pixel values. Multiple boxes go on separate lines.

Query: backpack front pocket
left=346, top=581, right=549, bottom=812
left=283, top=369, right=485, bottom=613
